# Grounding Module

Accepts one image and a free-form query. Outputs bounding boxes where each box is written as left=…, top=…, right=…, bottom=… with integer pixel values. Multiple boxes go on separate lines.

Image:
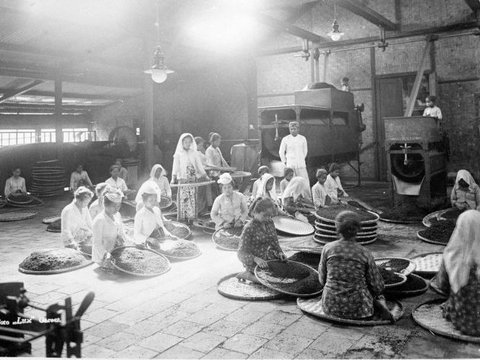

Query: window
left=63, top=128, right=90, bottom=143
left=0, top=129, right=36, bottom=147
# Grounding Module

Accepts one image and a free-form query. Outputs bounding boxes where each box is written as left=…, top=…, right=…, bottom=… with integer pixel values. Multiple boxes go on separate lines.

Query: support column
left=246, top=57, right=258, bottom=140
left=54, top=77, right=63, bottom=145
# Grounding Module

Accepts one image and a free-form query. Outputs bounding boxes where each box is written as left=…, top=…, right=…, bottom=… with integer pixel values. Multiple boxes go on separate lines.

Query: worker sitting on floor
left=92, top=189, right=127, bottom=268
left=134, top=183, right=176, bottom=249
left=431, top=210, right=480, bottom=336
left=282, top=176, right=314, bottom=216
left=211, top=173, right=248, bottom=230
left=312, top=168, right=331, bottom=209
left=325, top=163, right=349, bottom=203
left=70, top=164, right=93, bottom=194
left=279, top=167, right=294, bottom=195
left=89, top=182, right=110, bottom=221
left=135, top=164, right=172, bottom=211
left=237, top=197, right=286, bottom=283
left=61, top=186, right=93, bottom=250
left=4, top=167, right=27, bottom=198
left=105, top=164, right=132, bottom=196
left=318, top=211, right=400, bottom=321
left=250, top=165, right=269, bottom=202
left=451, top=170, right=480, bottom=211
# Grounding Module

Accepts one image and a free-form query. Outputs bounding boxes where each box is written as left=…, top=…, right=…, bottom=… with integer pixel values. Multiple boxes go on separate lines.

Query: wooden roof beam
left=337, top=0, right=398, bottom=31
left=256, top=13, right=327, bottom=43
left=0, top=80, right=44, bottom=104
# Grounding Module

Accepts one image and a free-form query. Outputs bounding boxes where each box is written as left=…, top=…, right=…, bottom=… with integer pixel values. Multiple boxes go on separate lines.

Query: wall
left=256, top=0, right=480, bottom=180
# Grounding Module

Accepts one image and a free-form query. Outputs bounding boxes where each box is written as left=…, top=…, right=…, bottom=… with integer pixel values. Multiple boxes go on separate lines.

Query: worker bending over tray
left=92, top=189, right=127, bottom=269
left=61, top=186, right=93, bottom=250
left=431, top=210, right=480, bottom=336
left=281, top=176, right=314, bottom=221
left=318, top=211, right=399, bottom=321
left=134, top=184, right=177, bottom=249
left=237, top=197, right=286, bottom=283
left=210, top=173, right=248, bottom=230
left=135, top=164, right=171, bottom=211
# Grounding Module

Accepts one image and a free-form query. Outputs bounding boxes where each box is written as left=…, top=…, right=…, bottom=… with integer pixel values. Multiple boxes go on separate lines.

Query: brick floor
left=2, top=185, right=480, bottom=358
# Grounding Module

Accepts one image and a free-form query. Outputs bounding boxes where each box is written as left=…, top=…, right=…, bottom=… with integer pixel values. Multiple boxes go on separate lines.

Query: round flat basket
left=0, top=210, right=38, bottom=222
left=412, top=252, right=443, bottom=277
left=170, top=180, right=215, bottom=188
left=273, top=216, right=314, bottom=236
left=42, top=216, right=61, bottom=224
left=382, top=272, right=407, bottom=288
left=254, top=260, right=323, bottom=297
left=384, top=274, right=428, bottom=298
left=149, top=240, right=201, bottom=261
left=8, top=196, right=44, bottom=209
left=298, top=297, right=403, bottom=326
left=379, top=216, right=421, bottom=224
left=375, top=257, right=416, bottom=276
left=159, top=196, right=173, bottom=210
left=230, top=171, right=251, bottom=178
left=212, top=228, right=242, bottom=251
left=287, top=252, right=321, bottom=270
left=314, top=220, right=377, bottom=231
left=417, top=230, right=448, bottom=246
left=217, top=273, right=283, bottom=301
left=35, top=159, right=59, bottom=165
left=193, top=219, right=216, bottom=233
left=163, top=220, right=192, bottom=240
left=18, top=248, right=93, bottom=275
left=314, top=207, right=379, bottom=225
left=110, top=246, right=171, bottom=277
left=412, top=298, right=480, bottom=344
left=315, top=225, right=376, bottom=237
left=422, top=210, right=446, bottom=228
left=7, top=194, right=34, bottom=205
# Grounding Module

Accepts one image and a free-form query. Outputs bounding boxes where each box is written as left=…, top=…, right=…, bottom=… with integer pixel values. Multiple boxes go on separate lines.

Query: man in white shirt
left=105, top=165, right=129, bottom=194
left=278, top=121, right=309, bottom=181
left=423, top=95, right=442, bottom=120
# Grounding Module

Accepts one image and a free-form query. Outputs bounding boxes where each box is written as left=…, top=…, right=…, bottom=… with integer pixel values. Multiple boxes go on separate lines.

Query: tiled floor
left=1, top=184, right=480, bottom=358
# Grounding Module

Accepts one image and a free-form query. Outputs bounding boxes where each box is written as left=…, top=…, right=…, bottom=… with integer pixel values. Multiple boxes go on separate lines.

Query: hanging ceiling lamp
left=144, top=0, right=174, bottom=83
left=327, top=1, right=344, bottom=41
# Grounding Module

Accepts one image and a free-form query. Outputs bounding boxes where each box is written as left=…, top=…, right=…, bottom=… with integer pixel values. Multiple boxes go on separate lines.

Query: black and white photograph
left=0, top=0, right=479, bottom=358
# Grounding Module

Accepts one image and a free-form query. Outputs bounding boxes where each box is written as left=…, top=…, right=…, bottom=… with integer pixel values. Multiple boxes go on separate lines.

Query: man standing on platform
left=278, top=121, right=309, bottom=182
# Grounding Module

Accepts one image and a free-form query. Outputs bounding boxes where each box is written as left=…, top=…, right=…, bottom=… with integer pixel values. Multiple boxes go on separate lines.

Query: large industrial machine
left=0, top=282, right=94, bottom=357
left=258, top=85, right=365, bottom=182
left=384, top=116, right=447, bottom=208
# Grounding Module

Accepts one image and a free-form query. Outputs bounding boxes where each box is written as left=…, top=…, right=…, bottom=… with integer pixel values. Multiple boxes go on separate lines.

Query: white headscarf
left=173, top=133, right=204, bottom=179
left=443, top=210, right=480, bottom=293
left=257, top=173, right=278, bottom=202
left=454, top=169, right=477, bottom=192
left=150, top=164, right=166, bottom=180
left=282, top=176, right=311, bottom=202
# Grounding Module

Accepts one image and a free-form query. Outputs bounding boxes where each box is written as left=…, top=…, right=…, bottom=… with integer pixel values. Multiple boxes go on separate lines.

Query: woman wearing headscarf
left=281, top=176, right=313, bottom=215
left=134, top=183, right=176, bottom=248
left=61, top=186, right=94, bottom=249
left=171, top=133, right=209, bottom=221
left=431, top=210, right=480, bottom=336
left=237, top=197, right=286, bottom=283
left=135, top=164, right=172, bottom=211
left=89, top=182, right=110, bottom=220
left=92, top=189, right=127, bottom=267
left=319, top=211, right=397, bottom=321
left=210, top=173, right=248, bottom=230
left=451, top=170, right=480, bottom=211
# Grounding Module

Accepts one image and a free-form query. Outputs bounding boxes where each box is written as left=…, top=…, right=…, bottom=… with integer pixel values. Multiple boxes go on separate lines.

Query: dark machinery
left=384, top=116, right=448, bottom=208
left=258, top=85, right=365, bottom=183
left=0, top=282, right=94, bottom=357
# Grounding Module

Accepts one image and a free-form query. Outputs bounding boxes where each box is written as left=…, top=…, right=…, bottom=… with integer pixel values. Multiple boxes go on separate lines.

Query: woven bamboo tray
left=298, top=297, right=403, bottom=326
left=212, top=227, right=242, bottom=251
left=422, top=209, right=448, bottom=228
left=254, top=260, right=323, bottom=297
left=374, top=257, right=416, bottom=276
left=314, top=208, right=379, bottom=226
left=412, top=298, right=480, bottom=344
left=412, top=252, right=443, bottom=278
left=416, top=230, right=449, bottom=246
left=217, top=273, right=283, bottom=301
left=314, top=225, right=377, bottom=237
left=384, top=274, right=428, bottom=298
left=19, top=260, right=93, bottom=275
left=273, top=216, right=314, bottom=236
left=313, top=234, right=377, bottom=246
left=110, top=246, right=171, bottom=277
left=0, top=210, right=38, bottom=222
left=18, top=248, right=93, bottom=275
left=42, top=216, right=61, bottom=224
left=148, top=240, right=201, bottom=261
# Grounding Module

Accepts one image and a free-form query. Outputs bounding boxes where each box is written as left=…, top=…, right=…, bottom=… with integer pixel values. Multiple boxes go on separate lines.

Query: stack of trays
left=30, top=160, right=66, bottom=197
left=313, top=206, right=380, bottom=245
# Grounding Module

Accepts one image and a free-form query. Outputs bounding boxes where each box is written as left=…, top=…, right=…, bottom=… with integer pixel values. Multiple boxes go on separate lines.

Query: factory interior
left=1, top=0, right=480, bottom=358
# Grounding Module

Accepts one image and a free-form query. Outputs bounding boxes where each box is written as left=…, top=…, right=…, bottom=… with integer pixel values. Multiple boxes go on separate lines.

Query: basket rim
left=110, top=246, right=172, bottom=277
